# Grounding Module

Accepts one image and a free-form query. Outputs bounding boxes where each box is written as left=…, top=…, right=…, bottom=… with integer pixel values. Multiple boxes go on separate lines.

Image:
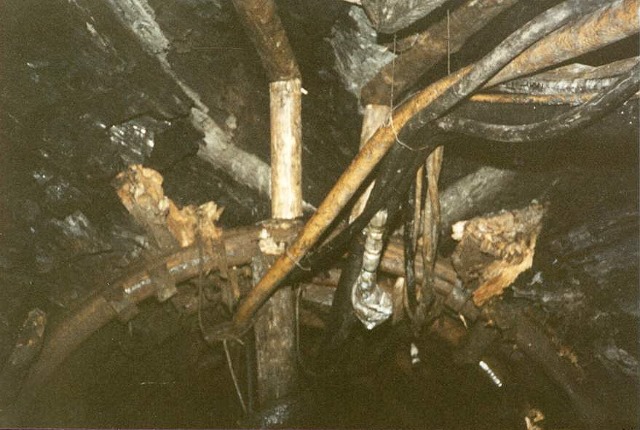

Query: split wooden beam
left=231, top=0, right=302, bottom=408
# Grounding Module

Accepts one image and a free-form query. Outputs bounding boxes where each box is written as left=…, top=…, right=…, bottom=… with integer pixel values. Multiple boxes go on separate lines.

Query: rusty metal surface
left=14, top=224, right=269, bottom=408
left=16, top=294, right=117, bottom=409
left=12, top=215, right=477, bottom=410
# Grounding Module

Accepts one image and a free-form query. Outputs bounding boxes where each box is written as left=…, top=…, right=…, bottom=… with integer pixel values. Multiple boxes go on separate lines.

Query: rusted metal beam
left=231, top=0, right=300, bottom=81
left=13, top=220, right=465, bottom=409
left=13, top=224, right=288, bottom=409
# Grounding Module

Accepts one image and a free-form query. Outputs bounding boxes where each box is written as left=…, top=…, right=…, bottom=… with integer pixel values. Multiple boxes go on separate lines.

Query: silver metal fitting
left=351, top=210, right=393, bottom=330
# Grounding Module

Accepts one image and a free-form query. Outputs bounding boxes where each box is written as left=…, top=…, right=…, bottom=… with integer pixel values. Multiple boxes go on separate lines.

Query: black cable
left=403, top=180, right=418, bottom=313
left=399, top=0, right=607, bottom=141
left=286, top=132, right=447, bottom=284
left=307, top=133, right=445, bottom=375
left=308, top=0, right=613, bottom=303
left=300, top=0, right=611, bottom=287
left=436, top=62, right=640, bottom=142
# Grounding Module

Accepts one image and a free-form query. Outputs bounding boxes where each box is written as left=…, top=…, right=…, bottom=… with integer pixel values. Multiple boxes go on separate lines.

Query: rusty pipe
left=15, top=225, right=269, bottom=408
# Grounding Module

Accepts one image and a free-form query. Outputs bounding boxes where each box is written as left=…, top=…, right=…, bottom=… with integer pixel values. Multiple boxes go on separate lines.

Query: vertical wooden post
left=270, top=79, right=302, bottom=219
left=253, top=78, right=302, bottom=407
left=349, top=104, right=391, bottom=222
left=228, top=0, right=302, bottom=407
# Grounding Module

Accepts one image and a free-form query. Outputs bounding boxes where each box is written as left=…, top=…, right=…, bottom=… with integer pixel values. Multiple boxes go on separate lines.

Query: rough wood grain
left=270, top=79, right=303, bottom=220
left=231, top=0, right=300, bottom=81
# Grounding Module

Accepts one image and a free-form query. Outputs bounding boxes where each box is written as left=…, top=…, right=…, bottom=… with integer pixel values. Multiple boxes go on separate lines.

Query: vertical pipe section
left=349, top=104, right=392, bottom=221
left=347, top=104, right=394, bottom=329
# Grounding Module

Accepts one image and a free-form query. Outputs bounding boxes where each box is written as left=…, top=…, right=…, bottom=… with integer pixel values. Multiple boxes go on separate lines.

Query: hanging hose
left=437, top=62, right=640, bottom=142
left=402, top=180, right=419, bottom=316
left=399, top=0, right=607, bottom=140
left=289, top=132, right=448, bottom=283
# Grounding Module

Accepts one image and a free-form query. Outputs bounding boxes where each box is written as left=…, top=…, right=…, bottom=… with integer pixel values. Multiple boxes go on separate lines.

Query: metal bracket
left=104, top=289, right=140, bottom=323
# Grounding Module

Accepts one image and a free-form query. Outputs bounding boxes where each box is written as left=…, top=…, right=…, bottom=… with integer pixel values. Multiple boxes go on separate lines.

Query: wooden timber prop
left=4, top=1, right=639, bottom=427
left=231, top=0, right=303, bottom=409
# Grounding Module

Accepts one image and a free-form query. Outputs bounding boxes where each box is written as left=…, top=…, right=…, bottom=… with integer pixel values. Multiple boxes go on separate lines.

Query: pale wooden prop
left=254, top=78, right=303, bottom=406
left=349, top=104, right=392, bottom=222
left=270, top=79, right=303, bottom=219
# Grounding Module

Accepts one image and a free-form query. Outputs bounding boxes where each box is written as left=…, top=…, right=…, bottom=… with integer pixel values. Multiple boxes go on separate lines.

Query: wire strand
left=224, top=339, right=248, bottom=414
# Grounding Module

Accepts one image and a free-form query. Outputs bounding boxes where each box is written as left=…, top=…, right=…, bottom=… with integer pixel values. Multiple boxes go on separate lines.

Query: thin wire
left=196, top=216, right=246, bottom=414
left=447, top=9, right=451, bottom=75
left=385, top=33, right=428, bottom=151
left=223, top=339, right=248, bottom=414
left=196, top=220, right=206, bottom=334
left=285, top=249, right=311, bottom=271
